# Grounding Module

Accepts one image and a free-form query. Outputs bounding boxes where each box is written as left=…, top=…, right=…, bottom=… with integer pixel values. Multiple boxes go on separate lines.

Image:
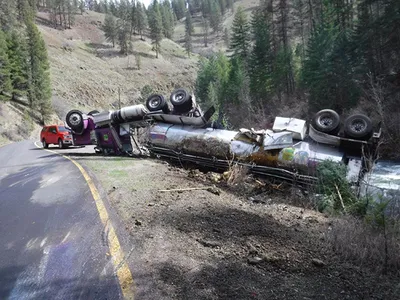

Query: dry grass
left=226, top=164, right=249, bottom=186
left=327, top=216, right=400, bottom=274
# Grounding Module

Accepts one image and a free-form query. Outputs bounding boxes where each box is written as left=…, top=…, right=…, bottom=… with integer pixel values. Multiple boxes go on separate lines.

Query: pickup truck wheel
left=312, top=109, right=341, bottom=134
left=344, top=114, right=373, bottom=140
left=58, top=139, right=64, bottom=149
left=42, top=139, right=48, bottom=149
left=146, top=94, right=166, bottom=112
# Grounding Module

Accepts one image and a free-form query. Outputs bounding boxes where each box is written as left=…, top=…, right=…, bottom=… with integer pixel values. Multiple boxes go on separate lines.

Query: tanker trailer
left=146, top=122, right=332, bottom=185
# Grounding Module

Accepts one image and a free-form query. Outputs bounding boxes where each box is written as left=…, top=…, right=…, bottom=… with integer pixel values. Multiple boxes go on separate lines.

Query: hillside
left=37, top=10, right=199, bottom=120
left=173, top=0, right=258, bottom=56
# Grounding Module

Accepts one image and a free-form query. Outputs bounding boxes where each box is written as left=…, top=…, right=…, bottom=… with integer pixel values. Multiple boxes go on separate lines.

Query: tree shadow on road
left=0, top=265, right=121, bottom=300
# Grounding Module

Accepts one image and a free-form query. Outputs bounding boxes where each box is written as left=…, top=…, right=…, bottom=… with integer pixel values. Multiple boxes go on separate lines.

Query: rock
left=247, top=256, right=263, bottom=265
left=148, top=203, right=155, bottom=207
left=196, top=239, right=221, bottom=248
left=312, top=258, right=325, bottom=267
left=207, top=187, right=220, bottom=196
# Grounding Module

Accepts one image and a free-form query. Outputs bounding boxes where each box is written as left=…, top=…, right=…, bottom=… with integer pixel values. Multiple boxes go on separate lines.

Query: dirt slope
left=75, top=155, right=399, bottom=300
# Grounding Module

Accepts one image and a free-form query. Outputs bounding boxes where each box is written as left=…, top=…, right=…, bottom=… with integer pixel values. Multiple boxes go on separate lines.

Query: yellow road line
left=34, top=142, right=135, bottom=299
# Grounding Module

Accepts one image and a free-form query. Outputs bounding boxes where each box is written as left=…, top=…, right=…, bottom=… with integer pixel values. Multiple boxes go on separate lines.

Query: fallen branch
left=158, top=186, right=214, bottom=192
left=335, top=183, right=347, bottom=213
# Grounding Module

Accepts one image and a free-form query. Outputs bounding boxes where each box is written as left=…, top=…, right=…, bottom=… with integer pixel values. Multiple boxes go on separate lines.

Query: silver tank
left=149, top=123, right=238, bottom=159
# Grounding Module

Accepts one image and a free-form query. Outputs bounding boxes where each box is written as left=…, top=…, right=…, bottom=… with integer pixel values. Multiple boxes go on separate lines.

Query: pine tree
left=249, top=9, right=273, bottom=103
left=103, top=14, right=118, bottom=47
left=223, top=28, right=229, bottom=47
left=184, top=30, right=192, bottom=57
left=209, top=1, right=222, bottom=33
left=230, top=6, right=251, bottom=61
left=171, top=0, right=185, bottom=20
left=149, top=0, right=163, bottom=58
left=202, top=16, right=209, bottom=47
left=218, top=0, right=226, bottom=16
left=117, top=19, right=131, bottom=55
left=0, top=29, right=11, bottom=100
left=185, top=10, right=194, bottom=36
left=7, top=30, right=29, bottom=100
left=0, top=0, right=17, bottom=31
left=135, top=2, right=147, bottom=40
left=161, top=0, right=174, bottom=39
left=25, top=20, right=52, bottom=122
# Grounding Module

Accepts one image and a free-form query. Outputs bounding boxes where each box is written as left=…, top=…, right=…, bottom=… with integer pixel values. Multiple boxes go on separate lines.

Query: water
left=362, top=161, right=400, bottom=216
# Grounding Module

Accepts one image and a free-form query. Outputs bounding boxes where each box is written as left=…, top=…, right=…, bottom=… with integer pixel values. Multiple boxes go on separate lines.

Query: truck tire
left=312, top=109, right=341, bottom=134
left=344, top=114, right=373, bottom=140
left=146, top=94, right=167, bottom=112
left=58, top=139, right=64, bottom=149
left=170, top=89, right=193, bottom=113
left=66, top=110, right=84, bottom=130
left=42, top=139, right=48, bottom=149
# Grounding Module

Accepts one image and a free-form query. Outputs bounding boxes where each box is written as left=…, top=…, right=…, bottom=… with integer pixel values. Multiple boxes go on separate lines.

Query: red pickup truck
left=40, top=125, right=73, bottom=148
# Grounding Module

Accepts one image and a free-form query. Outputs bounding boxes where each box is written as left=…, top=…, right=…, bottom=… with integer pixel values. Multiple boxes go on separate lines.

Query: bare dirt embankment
left=71, top=154, right=399, bottom=300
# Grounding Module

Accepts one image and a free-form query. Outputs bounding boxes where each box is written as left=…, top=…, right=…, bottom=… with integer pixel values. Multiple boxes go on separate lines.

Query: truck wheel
left=66, top=110, right=84, bottom=130
left=42, top=139, right=48, bottom=149
left=88, top=110, right=100, bottom=116
left=344, top=114, right=373, bottom=140
left=312, top=109, right=341, bottom=134
left=58, top=139, right=64, bottom=149
left=146, top=94, right=166, bottom=112
left=170, top=89, right=193, bottom=113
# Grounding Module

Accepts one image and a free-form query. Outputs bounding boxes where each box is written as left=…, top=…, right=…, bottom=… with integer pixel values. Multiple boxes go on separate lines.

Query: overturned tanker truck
left=64, top=89, right=381, bottom=186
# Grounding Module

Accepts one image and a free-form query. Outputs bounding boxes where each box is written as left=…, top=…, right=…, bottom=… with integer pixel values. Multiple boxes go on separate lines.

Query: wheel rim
left=350, top=119, right=366, bottom=132
left=69, top=113, right=81, bottom=126
left=59, top=140, right=62, bottom=148
left=149, top=97, right=161, bottom=109
left=174, top=92, right=185, bottom=103
left=318, top=115, right=334, bottom=128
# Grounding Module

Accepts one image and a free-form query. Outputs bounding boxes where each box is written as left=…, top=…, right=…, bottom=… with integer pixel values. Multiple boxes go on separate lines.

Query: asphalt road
left=0, top=141, right=122, bottom=300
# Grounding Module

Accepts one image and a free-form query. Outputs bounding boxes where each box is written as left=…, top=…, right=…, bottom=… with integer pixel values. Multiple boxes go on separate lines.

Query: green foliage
left=316, top=160, right=356, bottom=213
left=230, top=6, right=250, bottom=61
left=171, top=0, right=185, bottom=20
left=195, top=52, right=230, bottom=112
left=117, top=20, right=131, bottom=55
left=26, top=19, right=52, bottom=122
left=148, top=0, right=163, bottom=58
left=139, top=85, right=154, bottom=101
left=103, top=14, right=118, bottom=47
left=249, top=9, right=273, bottom=104
left=301, top=3, right=360, bottom=112
left=201, top=16, right=209, bottom=47
left=225, top=56, right=247, bottom=105
left=7, top=30, right=29, bottom=99
left=184, top=30, right=192, bottom=57
left=161, top=0, right=175, bottom=39
left=209, top=1, right=222, bottom=33
left=0, top=29, right=11, bottom=100
left=185, top=10, right=194, bottom=36
left=135, top=2, right=148, bottom=39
